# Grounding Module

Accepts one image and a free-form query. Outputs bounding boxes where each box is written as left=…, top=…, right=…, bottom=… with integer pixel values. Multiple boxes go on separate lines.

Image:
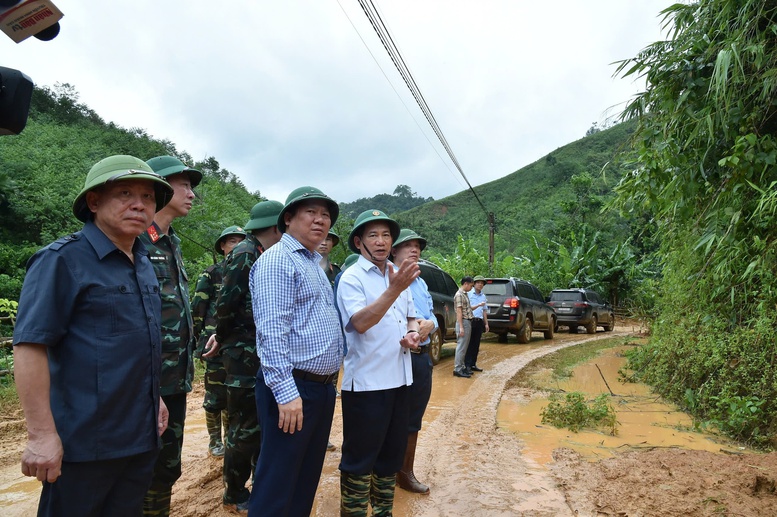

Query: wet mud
left=4, top=323, right=777, bottom=516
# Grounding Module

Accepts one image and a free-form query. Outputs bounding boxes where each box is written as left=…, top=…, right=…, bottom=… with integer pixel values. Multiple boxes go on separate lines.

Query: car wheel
left=544, top=317, right=555, bottom=339
left=517, top=318, right=532, bottom=344
left=586, top=315, right=597, bottom=334
left=603, top=313, right=615, bottom=332
left=429, top=327, right=442, bottom=365
left=497, top=332, right=508, bottom=343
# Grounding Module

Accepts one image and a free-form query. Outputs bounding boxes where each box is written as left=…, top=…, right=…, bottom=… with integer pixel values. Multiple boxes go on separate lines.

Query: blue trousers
left=38, top=449, right=158, bottom=517
left=408, top=351, right=433, bottom=432
left=248, top=370, right=336, bottom=517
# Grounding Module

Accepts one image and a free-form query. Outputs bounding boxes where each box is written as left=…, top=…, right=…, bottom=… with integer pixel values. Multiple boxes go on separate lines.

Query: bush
left=540, top=391, right=618, bottom=435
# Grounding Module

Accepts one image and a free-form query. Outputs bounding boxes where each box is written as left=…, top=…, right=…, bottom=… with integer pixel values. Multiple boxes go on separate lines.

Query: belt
left=292, top=368, right=338, bottom=384
left=473, top=317, right=483, bottom=321
left=410, top=345, right=429, bottom=355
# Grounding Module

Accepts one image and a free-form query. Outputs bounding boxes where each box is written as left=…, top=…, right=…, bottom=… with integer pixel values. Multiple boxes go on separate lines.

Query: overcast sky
left=1, top=0, right=670, bottom=205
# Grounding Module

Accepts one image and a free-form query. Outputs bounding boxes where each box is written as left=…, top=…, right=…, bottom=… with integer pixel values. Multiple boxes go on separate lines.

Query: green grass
left=505, top=336, right=642, bottom=391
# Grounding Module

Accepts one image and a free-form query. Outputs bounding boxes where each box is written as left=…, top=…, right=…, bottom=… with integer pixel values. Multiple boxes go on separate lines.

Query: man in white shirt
left=336, top=209, right=421, bottom=516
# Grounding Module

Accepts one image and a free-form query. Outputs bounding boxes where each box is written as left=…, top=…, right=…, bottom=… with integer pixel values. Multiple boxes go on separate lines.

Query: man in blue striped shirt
left=248, top=186, right=343, bottom=517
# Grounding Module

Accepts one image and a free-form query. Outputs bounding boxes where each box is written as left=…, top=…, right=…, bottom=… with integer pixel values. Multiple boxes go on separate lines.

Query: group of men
left=453, top=275, right=490, bottom=378
left=11, top=154, right=445, bottom=517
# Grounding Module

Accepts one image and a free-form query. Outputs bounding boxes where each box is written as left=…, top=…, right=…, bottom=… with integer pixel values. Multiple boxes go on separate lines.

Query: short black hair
left=461, top=276, right=474, bottom=285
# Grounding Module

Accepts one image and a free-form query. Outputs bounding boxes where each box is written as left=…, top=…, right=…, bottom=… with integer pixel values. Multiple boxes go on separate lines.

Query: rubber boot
left=340, top=471, right=371, bottom=517
left=370, top=473, right=397, bottom=517
left=205, top=410, right=224, bottom=456
left=142, top=488, right=172, bottom=517
left=396, top=432, right=430, bottom=494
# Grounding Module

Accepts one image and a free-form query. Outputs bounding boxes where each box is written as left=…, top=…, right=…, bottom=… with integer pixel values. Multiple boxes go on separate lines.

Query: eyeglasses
left=106, top=169, right=165, bottom=182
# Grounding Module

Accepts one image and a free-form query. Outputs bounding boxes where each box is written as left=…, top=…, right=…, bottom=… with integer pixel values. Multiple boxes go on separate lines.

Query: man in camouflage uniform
left=203, top=200, right=283, bottom=513
left=191, top=225, right=246, bottom=457
left=139, top=155, right=202, bottom=516
left=318, top=229, right=342, bottom=286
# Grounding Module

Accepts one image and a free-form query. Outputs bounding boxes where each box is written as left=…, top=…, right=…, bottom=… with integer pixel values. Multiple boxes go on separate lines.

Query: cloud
left=1, top=0, right=669, bottom=204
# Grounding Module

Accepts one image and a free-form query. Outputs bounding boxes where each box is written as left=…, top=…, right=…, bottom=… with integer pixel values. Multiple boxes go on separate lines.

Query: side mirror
left=0, top=66, right=33, bottom=135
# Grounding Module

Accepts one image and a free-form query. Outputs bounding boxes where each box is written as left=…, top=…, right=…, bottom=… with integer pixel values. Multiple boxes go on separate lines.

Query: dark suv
left=417, top=259, right=458, bottom=364
left=547, top=288, right=615, bottom=334
left=482, top=278, right=556, bottom=343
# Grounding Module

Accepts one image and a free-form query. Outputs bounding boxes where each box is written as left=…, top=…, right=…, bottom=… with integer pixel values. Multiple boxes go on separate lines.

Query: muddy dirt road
left=4, top=324, right=777, bottom=516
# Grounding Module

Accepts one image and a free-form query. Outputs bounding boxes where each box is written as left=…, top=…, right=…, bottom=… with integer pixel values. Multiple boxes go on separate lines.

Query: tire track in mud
left=408, top=333, right=626, bottom=517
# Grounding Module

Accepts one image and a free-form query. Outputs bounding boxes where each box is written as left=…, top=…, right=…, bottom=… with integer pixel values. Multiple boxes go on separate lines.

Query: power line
left=335, top=0, right=466, bottom=192
left=351, top=0, right=491, bottom=219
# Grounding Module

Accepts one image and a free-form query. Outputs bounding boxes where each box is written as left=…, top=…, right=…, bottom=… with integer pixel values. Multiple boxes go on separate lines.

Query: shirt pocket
left=88, top=284, right=144, bottom=337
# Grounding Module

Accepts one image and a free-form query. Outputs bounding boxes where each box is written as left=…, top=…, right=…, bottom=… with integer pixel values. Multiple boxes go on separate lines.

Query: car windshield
left=551, top=291, right=582, bottom=302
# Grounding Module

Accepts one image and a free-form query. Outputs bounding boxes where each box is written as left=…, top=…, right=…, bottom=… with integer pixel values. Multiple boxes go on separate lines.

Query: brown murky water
left=496, top=346, right=740, bottom=467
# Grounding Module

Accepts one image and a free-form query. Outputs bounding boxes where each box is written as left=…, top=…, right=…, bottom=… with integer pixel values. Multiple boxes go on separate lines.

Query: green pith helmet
left=146, top=155, right=203, bottom=188
left=215, top=225, right=246, bottom=255
left=72, top=155, right=174, bottom=222
left=327, top=229, right=340, bottom=247
left=348, top=209, right=400, bottom=254
left=342, top=253, right=360, bottom=270
left=245, top=200, right=284, bottom=231
left=277, top=186, right=339, bottom=233
left=392, top=228, right=427, bottom=251
left=473, top=275, right=486, bottom=282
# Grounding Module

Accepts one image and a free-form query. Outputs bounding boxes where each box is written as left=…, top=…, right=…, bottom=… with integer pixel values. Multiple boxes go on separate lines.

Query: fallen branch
left=595, top=363, right=616, bottom=396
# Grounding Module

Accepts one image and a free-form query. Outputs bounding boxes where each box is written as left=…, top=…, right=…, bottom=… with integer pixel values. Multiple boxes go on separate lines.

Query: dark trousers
left=248, top=370, right=336, bottom=517
left=148, top=393, right=186, bottom=490
left=465, top=318, right=485, bottom=369
left=340, top=386, right=409, bottom=476
left=38, top=449, right=158, bottom=517
left=408, top=352, right=433, bottom=432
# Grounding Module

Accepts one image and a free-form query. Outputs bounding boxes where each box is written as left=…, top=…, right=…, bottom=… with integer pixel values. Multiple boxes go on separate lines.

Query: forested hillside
left=0, top=85, right=262, bottom=302
left=0, top=84, right=655, bottom=313
left=392, top=120, right=656, bottom=308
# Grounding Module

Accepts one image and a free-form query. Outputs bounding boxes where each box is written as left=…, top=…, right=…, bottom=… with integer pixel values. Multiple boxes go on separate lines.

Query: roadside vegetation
left=613, top=0, right=777, bottom=447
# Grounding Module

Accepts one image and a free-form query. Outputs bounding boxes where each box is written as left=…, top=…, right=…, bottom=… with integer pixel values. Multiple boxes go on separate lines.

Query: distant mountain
left=338, top=184, right=434, bottom=220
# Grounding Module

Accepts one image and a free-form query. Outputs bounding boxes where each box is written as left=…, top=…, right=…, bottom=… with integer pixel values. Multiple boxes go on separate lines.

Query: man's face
left=391, top=239, right=421, bottom=266
left=317, top=235, right=334, bottom=256
left=355, top=221, right=392, bottom=264
left=285, top=199, right=331, bottom=251
left=474, top=280, right=485, bottom=293
left=163, top=173, right=195, bottom=218
left=87, top=180, right=156, bottom=240
left=220, top=234, right=245, bottom=256
left=462, top=281, right=474, bottom=292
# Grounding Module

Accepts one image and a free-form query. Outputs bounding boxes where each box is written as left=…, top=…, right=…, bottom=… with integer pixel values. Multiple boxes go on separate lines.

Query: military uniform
left=214, top=233, right=265, bottom=506
left=191, top=261, right=228, bottom=454
left=323, top=261, right=342, bottom=286
left=139, top=222, right=194, bottom=514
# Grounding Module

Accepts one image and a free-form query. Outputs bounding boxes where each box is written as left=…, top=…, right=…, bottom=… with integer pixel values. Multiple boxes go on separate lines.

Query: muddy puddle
left=497, top=345, right=743, bottom=465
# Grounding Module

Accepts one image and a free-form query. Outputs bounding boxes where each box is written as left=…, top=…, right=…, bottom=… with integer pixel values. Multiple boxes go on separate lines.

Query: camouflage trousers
left=223, top=385, right=261, bottom=505
left=203, top=361, right=228, bottom=413
left=143, top=393, right=186, bottom=516
left=340, top=472, right=397, bottom=516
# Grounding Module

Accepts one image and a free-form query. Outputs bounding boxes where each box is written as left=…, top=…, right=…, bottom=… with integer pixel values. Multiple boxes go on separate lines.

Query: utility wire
left=335, top=0, right=466, bottom=192
left=355, top=0, right=491, bottom=219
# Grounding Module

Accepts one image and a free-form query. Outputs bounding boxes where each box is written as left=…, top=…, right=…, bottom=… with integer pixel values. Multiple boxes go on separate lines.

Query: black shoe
left=470, top=365, right=483, bottom=372
left=464, top=367, right=474, bottom=375
left=453, top=369, right=471, bottom=378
